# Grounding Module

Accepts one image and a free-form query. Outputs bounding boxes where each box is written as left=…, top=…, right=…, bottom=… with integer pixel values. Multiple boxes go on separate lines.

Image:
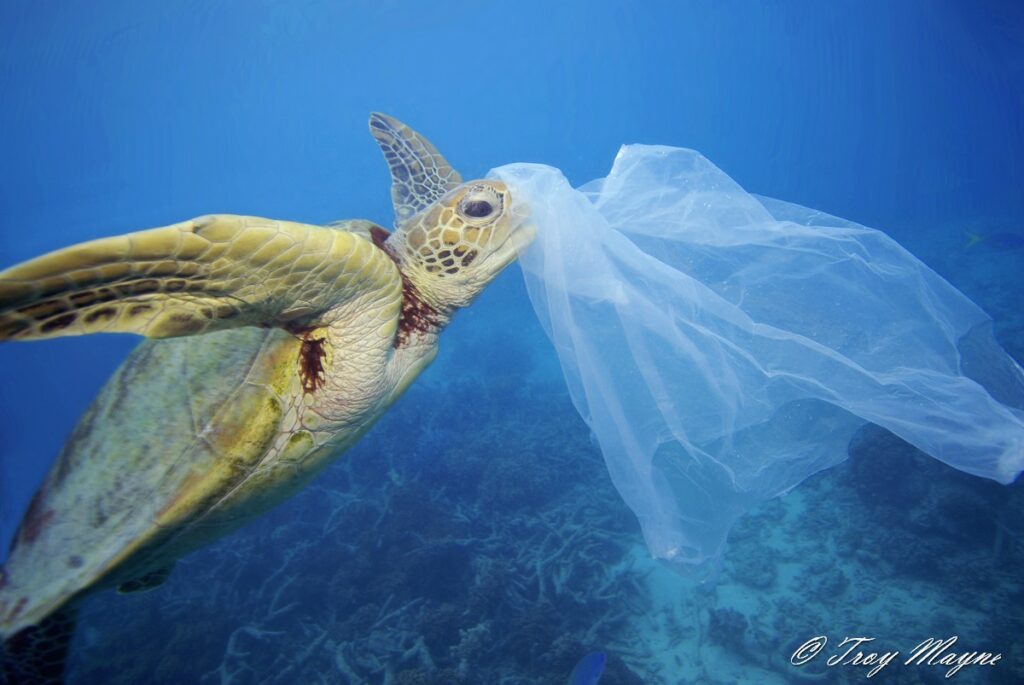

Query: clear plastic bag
left=490, top=145, right=1024, bottom=577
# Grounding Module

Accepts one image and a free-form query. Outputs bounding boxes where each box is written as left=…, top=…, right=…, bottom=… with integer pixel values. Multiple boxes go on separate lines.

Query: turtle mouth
left=506, top=221, right=537, bottom=256
left=505, top=202, right=536, bottom=255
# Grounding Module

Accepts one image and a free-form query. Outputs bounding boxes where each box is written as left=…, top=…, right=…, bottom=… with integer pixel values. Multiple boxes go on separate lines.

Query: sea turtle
left=0, top=113, right=534, bottom=684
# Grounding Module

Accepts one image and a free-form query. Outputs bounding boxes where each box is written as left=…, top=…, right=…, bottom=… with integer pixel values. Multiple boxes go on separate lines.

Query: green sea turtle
left=0, top=113, right=533, bottom=684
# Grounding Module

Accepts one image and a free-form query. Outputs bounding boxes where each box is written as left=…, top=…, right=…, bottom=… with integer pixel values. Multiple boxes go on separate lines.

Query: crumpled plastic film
left=489, top=145, right=1024, bottom=577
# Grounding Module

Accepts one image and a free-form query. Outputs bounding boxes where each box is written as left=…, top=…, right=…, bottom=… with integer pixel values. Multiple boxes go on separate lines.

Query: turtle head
left=368, top=113, right=534, bottom=316
left=389, top=180, right=534, bottom=311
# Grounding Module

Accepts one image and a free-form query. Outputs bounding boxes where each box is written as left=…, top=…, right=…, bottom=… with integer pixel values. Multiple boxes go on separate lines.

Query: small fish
left=567, top=651, right=606, bottom=685
left=966, top=231, right=1024, bottom=249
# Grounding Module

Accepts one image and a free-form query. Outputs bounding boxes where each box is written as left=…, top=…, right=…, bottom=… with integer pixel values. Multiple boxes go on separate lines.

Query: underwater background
left=1, top=1, right=1022, bottom=683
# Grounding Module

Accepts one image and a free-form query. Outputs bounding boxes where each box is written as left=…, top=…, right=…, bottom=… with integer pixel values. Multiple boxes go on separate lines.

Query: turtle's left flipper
left=0, top=214, right=400, bottom=342
left=369, top=112, right=462, bottom=225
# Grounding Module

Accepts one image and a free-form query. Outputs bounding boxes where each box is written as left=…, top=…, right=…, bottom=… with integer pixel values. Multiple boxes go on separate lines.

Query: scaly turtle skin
left=0, top=113, right=533, bottom=683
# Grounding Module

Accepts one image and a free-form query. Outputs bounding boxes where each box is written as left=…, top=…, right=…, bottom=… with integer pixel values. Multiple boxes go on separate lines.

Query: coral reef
left=65, top=370, right=648, bottom=684
left=52, top=255, right=1024, bottom=684
left=707, top=607, right=749, bottom=653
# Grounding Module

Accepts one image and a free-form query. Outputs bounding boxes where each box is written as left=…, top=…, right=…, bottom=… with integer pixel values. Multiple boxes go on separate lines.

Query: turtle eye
left=463, top=200, right=493, bottom=218
left=457, top=185, right=502, bottom=223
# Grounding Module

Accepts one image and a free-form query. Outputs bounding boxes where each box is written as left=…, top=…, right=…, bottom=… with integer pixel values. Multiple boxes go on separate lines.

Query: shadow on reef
left=63, top=361, right=646, bottom=685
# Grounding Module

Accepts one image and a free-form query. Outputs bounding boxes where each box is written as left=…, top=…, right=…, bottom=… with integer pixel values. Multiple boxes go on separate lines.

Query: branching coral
left=62, top=359, right=1024, bottom=685
left=60, top=378, right=641, bottom=685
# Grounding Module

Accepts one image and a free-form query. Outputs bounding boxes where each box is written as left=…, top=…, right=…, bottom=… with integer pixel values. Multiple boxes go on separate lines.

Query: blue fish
left=567, top=651, right=606, bottom=685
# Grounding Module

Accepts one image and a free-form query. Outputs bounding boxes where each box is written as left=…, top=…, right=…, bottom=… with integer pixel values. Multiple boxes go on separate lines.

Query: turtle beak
left=485, top=194, right=534, bottom=270
left=508, top=222, right=536, bottom=256
left=505, top=192, right=535, bottom=256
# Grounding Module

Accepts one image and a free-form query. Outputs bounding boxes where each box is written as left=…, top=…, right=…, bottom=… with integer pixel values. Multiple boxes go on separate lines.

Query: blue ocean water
left=1, top=1, right=1022, bottom=683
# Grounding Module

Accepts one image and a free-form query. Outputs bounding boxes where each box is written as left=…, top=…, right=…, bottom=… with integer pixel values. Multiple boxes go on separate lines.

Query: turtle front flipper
left=369, top=112, right=462, bottom=225
left=0, top=214, right=400, bottom=341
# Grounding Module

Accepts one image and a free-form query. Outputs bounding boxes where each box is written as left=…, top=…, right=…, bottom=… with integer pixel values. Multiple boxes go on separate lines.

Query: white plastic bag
left=490, top=145, right=1024, bottom=576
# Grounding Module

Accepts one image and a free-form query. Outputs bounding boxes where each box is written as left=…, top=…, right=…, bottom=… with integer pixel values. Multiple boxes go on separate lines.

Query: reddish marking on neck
left=299, top=336, right=327, bottom=394
left=370, top=225, right=445, bottom=348
left=370, top=226, right=391, bottom=249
